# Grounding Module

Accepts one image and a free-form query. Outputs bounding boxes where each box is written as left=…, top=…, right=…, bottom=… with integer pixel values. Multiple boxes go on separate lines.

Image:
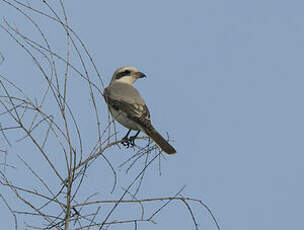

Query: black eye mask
left=116, top=70, right=131, bottom=79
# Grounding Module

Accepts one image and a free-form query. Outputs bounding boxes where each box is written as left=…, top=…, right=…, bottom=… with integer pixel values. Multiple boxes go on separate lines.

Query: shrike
left=104, top=66, right=176, bottom=154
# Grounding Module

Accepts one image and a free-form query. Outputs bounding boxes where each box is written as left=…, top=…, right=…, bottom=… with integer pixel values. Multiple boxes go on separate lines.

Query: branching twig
left=0, top=1, right=220, bottom=230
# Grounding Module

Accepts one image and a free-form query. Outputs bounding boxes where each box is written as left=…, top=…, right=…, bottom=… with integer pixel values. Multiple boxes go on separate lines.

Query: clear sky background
left=0, top=0, right=304, bottom=229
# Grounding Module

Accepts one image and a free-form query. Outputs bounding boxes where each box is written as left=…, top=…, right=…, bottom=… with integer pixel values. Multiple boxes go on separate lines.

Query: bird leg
left=128, top=130, right=140, bottom=146
left=121, top=130, right=140, bottom=147
left=121, top=129, right=132, bottom=146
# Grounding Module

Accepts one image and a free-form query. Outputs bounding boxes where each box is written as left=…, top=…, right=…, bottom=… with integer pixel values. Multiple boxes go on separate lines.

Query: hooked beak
left=135, top=72, right=146, bottom=79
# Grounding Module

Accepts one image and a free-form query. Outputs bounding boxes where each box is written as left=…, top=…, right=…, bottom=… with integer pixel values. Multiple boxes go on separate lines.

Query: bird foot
left=121, top=135, right=137, bottom=148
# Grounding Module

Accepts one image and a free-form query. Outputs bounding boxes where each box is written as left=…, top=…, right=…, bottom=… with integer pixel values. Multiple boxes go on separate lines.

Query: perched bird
left=104, top=66, right=176, bottom=154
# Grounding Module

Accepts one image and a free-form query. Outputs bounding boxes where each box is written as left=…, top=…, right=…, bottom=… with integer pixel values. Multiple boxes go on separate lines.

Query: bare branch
left=0, top=1, right=220, bottom=230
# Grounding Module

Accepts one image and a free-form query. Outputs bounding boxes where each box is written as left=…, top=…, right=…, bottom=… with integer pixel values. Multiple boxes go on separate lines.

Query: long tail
left=143, top=125, right=176, bottom=154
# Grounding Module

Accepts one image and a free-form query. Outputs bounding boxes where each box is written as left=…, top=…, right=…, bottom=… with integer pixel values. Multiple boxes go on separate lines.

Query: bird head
left=111, top=66, right=146, bottom=85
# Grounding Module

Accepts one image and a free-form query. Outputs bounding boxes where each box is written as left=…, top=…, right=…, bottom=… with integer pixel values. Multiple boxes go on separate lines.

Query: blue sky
left=0, top=0, right=304, bottom=229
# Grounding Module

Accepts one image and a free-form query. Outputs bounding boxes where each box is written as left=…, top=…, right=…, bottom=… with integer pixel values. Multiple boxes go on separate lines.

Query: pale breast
left=109, top=106, right=142, bottom=131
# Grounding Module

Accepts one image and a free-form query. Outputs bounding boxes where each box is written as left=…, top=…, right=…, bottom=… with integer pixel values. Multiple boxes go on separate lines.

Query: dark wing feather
left=104, top=87, right=151, bottom=128
left=104, top=86, right=176, bottom=154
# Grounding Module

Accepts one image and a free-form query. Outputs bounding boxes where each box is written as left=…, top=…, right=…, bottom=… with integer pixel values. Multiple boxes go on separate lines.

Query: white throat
left=112, top=76, right=136, bottom=85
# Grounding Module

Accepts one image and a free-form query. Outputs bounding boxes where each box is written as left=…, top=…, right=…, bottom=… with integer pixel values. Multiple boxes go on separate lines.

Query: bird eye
left=115, top=69, right=132, bottom=79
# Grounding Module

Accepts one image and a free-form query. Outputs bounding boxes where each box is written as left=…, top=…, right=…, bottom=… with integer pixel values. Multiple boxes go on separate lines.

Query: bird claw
left=121, top=136, right=136, bottom=148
